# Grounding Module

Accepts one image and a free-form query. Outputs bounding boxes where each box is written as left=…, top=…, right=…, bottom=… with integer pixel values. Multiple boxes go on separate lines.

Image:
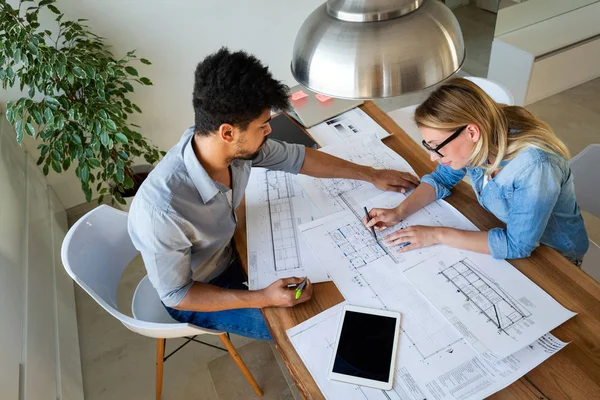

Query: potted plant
left=0, top=0, right=164, bottom=206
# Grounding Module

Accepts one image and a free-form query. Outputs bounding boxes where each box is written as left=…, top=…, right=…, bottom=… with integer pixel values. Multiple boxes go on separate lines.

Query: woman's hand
left=384, top=225, right=442, bottom=252
left=363, top=207, right=403, bottom=230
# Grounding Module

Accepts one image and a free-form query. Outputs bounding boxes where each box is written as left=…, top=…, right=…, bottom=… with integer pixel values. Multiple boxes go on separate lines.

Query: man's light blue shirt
left=128, top=127, right=306, bottom=307
left=421, top=147, right=589, bottom=261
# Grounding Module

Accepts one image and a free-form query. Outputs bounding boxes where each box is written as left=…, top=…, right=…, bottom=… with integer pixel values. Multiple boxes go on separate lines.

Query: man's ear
left=468, top=124, right=481, bottom=142
left=218, top=123, right=235, bottom=144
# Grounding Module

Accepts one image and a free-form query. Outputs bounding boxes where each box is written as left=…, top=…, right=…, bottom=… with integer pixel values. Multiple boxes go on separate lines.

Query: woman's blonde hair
left=414, top=77, right=570, bottom=174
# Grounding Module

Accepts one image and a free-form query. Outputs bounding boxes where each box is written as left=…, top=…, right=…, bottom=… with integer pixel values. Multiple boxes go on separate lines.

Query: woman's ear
left=467, top=124, right=481, bottom=142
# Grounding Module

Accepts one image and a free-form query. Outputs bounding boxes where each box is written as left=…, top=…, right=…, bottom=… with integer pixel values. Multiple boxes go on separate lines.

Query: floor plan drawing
left=439, top=258, right=532, bottom=335
left=246, top=168, right=330, bottom=290
left=299, top=211, right=465, bottom=364
left=403, top=248, right=575, bottom=358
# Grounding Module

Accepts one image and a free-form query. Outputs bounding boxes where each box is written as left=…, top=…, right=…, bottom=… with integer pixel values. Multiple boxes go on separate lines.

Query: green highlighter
left=295, top=277, right=308, bottom=300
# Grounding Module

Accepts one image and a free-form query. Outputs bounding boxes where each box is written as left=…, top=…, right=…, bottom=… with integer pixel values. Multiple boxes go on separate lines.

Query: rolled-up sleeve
left=488, top=160, right=562, bottom=259
left=252, top=139, right=306, bottom=174
left=128, top=204, right=193, bottom=307
left=421, top=164, right=466, bottom=200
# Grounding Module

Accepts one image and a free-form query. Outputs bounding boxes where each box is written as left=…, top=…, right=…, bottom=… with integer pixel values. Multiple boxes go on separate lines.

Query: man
left=128, top=48, right=419, bottom=340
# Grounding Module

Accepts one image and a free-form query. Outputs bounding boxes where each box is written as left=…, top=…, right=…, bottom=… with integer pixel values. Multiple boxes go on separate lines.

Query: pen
left=295, top=277, right=308, bottom=300
left=364, top=206, right=378, bottom=241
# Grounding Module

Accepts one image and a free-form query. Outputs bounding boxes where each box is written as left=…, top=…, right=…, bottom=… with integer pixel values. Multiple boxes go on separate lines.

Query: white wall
left=1, top=0, right=323, bottom=208
left=0, top=113, right=83, bottom=399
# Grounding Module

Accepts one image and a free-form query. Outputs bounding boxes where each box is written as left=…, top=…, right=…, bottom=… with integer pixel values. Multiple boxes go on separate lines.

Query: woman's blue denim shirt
left=421, top=147, right=589, bottom=260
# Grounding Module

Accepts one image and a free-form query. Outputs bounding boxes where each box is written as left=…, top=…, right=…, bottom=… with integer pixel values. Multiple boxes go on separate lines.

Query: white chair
left=570, top=144, right=600, bottom=281
left=61, top=205, right=263, bottom=399
left=464, top=76, right=515, bottom=106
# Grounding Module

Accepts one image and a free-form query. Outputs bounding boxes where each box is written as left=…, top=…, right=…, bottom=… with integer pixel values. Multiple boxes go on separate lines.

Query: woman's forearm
left=436, top=228, right=491, bottom=255
left=397, top=183, right=437, bottom=218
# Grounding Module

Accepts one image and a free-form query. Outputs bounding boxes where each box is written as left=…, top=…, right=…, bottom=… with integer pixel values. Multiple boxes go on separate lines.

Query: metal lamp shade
left=291, top=0, right=465, bottom=99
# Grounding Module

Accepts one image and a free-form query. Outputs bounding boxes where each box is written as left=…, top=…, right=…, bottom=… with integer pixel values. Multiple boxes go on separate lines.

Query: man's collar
left=183, top=133, right=219, bottom=204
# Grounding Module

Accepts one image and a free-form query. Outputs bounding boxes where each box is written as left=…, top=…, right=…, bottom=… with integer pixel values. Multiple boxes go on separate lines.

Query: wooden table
left=234, top=101, right=600, bottom=399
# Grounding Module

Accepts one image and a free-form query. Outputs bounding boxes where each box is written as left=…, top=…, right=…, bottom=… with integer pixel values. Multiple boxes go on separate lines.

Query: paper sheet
left=288, top=302, right=568, bottom=400
left=245, top=168, right=330, bottom=290
left=402, top=247, right=576, bottom=358
left=296, top=134, right=416, bottom=216
left=307, top=108, right=391, bottom=147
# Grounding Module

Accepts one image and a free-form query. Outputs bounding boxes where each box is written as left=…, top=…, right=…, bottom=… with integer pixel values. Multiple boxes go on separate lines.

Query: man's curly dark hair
left=192, top=47, right=290, bottom=136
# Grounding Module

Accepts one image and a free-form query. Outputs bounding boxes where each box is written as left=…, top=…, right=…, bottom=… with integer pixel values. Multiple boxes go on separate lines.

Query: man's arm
left=174, top=277, right=312, bottom=311
left=300, top=147, right=420, bottom=192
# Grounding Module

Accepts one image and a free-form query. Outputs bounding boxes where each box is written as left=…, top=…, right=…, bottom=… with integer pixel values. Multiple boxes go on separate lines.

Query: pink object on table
left=290, top=90, right=309, bottom=101
left=315, top=94, right=332, bottom=102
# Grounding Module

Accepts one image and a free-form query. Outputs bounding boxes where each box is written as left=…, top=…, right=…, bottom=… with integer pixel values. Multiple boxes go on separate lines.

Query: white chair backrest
left=465, top=76, right=515, bottom=105
left=61, top=205, right=197, bottom=338
left=133, top=275, right=180, bottom=324
left=570, top=144, right=600, bottom=218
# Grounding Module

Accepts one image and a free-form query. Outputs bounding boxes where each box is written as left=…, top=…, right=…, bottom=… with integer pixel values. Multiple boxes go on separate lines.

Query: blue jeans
left=164, top=258, right=272, bottom=341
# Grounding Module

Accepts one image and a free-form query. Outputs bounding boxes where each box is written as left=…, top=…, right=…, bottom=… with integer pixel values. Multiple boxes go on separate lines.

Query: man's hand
left=262, top=277, right=313, bottom=308
left=370, top=169, right=419, bottom=193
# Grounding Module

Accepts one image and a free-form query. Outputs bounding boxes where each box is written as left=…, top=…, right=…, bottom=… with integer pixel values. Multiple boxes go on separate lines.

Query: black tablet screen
left=333, top=311, right=397, bottom=382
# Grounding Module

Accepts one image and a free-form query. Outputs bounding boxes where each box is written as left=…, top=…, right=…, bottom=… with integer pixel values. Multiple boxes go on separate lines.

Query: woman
left=366, top=78, right=588, bottom=264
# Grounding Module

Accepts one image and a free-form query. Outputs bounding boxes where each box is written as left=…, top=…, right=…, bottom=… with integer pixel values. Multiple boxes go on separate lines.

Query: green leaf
left=94, top=120, right=102, bottom=134
left=97, top=195, right=104, bottom=204
left=105, top=119, right=117, bottom=131
left=28, top=86, right=35, bottom=98
left=114, top=191, right=126, bottom=205
left=117, top=150, right=129, bottom=160
left=46, top=96, right=60, bottom=105
left=7, top=66, right=14, bottom=79
left=72, top=133, right=82, bottom=144
left=67, top=108, right=75, bottom=120
left=25, top=123, right=35, bottom=137
left=88, top=158, right=101, bottom=168
left=107, top=163, right=115, bottom=175
left=140, top=58, right=152, bottom=65
left=15, top=119, right=24, bottom=143
left=40, top=145, right=49, bottom=157
left=125, top=66, right=138, bottom=76
left=67, top=73, right=74, bottom=85
left=57, top=64, right=66, bottom=79
left=32, top=109, right=43, bottom=125
left=81, top=165, right=90, bottom=182
left=62, top=158, right=71, bottom=171
left=84, top=66, right=95, bottom=78
left=47, top=4, right=61, bottom=14
left=100, top=130, right=109, bottom=146
left=6, top=108, right=14, bottom=124
left=43, top=164, right=49, bottom=176
left=51, top=160, right=62, bottom=173
left=44, top=108, right=54, bottom=124
left=124, top=175, right=134, bottom=189
left=72, top=66, right=86, bottom=78
left=114, top=132, right=128, bottom=144
left=98, top=109, right=108, bottom=120
left=122, top=81, right=134, bottom=92
left=27, top=42, right=38, bottom=55
left=132, top=104, right=142, bottom=113
left=51, top=149, right=60, bottom=161
left=116, top=169, right=124, bottom=183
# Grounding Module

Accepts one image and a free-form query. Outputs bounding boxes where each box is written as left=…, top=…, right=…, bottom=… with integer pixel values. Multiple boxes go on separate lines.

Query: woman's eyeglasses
left=422, top=125, right=468, bottom=157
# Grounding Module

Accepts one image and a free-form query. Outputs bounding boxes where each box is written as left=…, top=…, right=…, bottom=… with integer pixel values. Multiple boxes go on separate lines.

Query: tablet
left=328, top=305, right=401, bottom=390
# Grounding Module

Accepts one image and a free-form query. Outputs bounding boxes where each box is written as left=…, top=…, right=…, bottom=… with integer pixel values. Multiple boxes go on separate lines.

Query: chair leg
left=156, top=338, right=165, bottom=400
left=218, top=333, right=263, bottom=397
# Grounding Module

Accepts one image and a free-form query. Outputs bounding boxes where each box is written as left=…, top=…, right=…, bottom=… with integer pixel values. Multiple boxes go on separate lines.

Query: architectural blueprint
left=296, top=134, right=417, bottom=216
left=245, top=168, right=329, bottom=290
left=288, top=302, right=568, bottom=400
left=402, top=247, right=576, bottom=358
left=307, top=108, right=391, bottom=147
